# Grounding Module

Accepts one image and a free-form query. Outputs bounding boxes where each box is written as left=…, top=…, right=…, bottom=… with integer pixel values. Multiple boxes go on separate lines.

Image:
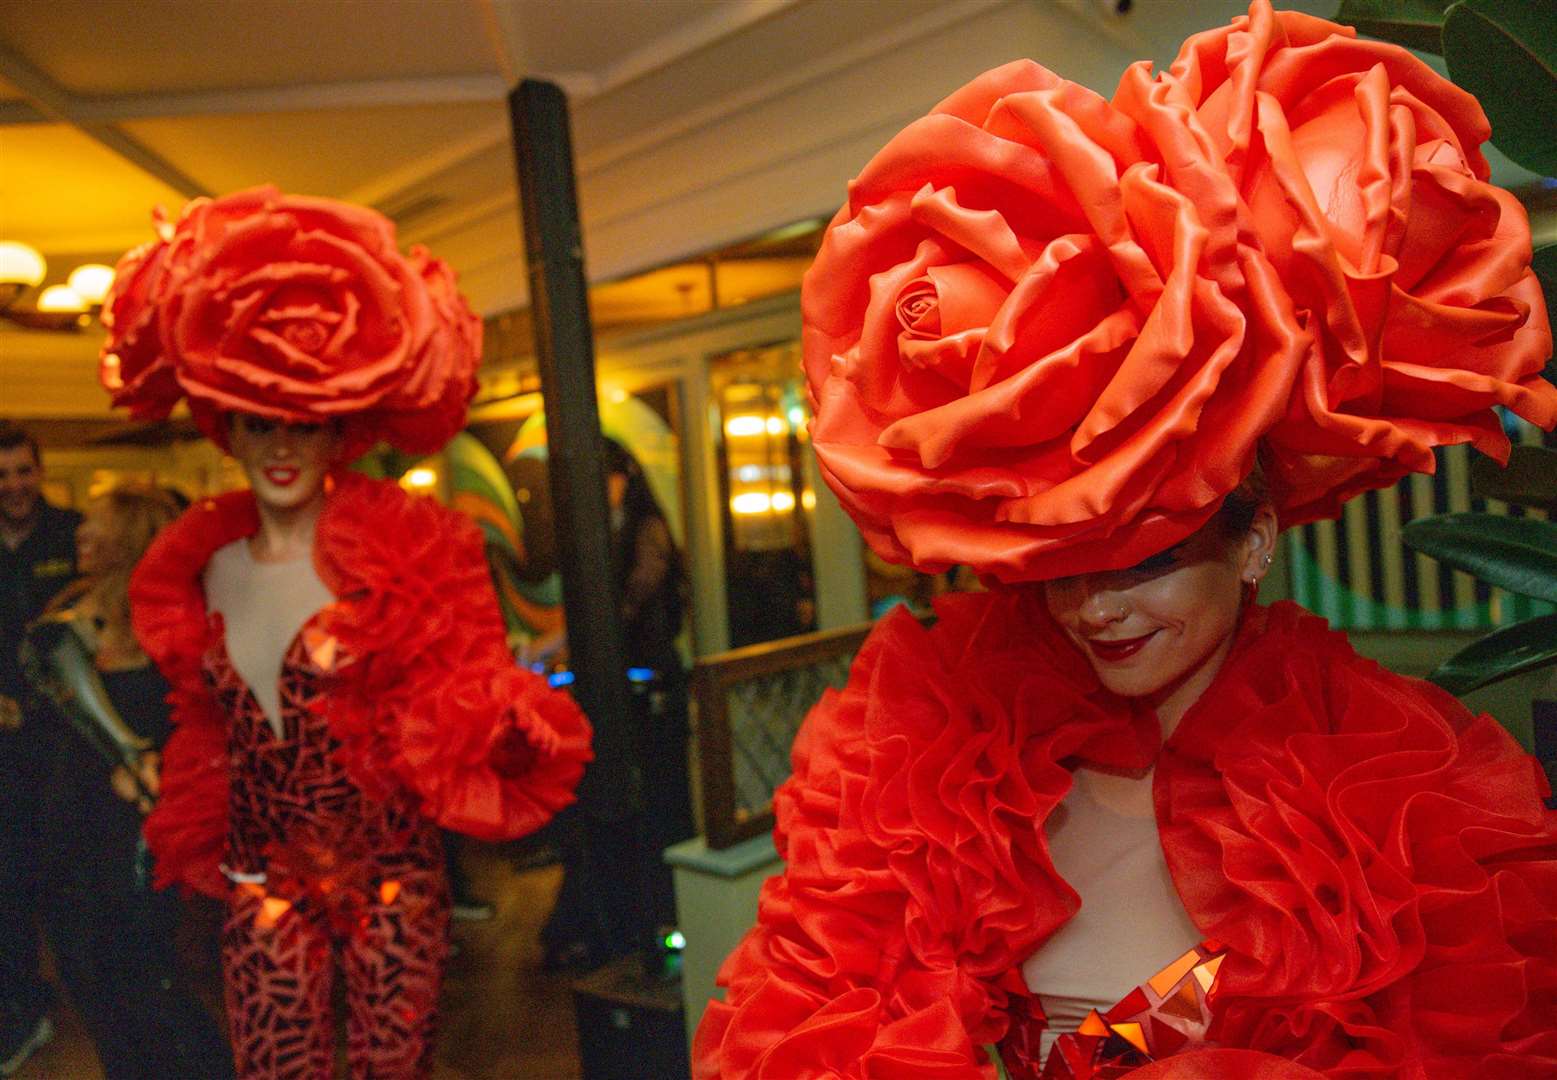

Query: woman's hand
left=111, top=749, right=160, bottom=814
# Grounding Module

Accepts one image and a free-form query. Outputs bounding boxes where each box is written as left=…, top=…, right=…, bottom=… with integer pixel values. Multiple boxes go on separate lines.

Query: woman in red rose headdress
left=693, top=4, right=1557, bottom=1079
left=98, top=185, right=592, bottom=1080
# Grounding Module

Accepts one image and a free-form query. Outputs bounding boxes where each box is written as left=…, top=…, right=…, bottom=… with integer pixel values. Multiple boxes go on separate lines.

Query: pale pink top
left=1021, top=765, right=1201, bottom=1057
left=203, top=538, right=333, bottom=739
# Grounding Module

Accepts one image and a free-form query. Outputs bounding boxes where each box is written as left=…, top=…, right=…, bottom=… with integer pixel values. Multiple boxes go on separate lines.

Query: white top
left=1020, top=765, right=1201, bottom=1057
left=203, top=538, right=334, bottom=739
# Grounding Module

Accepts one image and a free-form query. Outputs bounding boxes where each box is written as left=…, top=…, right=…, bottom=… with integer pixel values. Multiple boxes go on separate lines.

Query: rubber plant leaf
left=1443, top=0, right=1557, bottom=174
left=1335, top=0, right=1453, bottom=52
left=1402, top=512, right=1557, bottom=604
left=1470, top=446, right=1557, bottom=511
left=1431, top=613, right=1557, bottom=696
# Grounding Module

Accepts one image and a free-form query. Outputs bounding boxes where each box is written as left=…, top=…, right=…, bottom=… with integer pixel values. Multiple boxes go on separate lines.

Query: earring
left=1261, top=552, right=1273, bottom=569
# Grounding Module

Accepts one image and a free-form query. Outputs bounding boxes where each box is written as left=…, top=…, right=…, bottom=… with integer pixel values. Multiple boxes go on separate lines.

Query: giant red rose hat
left=802, top=0, right=1556, bottom=583
left=100, top=185, right=482, bottom=458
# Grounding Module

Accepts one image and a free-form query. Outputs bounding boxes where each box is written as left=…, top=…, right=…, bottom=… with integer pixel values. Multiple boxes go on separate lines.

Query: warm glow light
left=787, top=406, right=806, bottom=428
left=67, top=263, right=115, bottom=305
left=765, top=415, right=787, bottom=436
left=725, top=415, right=766, bottom=438
left=731, top=492, right=772, bottom=515
left=801, top=489, right=817, bottom=511
left=735, top=464, right=767, bottom=483
left=771, top=490, right=796, bottom=512
left=403, top=467, right=437, bottom=489
left=257, top=896, right=293, bottom=929
left=36, top=285, right=86, bottom=313
left=0, top=241, right=45, bottom=288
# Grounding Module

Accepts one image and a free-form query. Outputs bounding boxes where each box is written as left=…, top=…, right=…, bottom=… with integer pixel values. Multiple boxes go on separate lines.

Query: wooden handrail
left=692, top=612, right=931, bottom=849
left=692, top=621, right=875, bottom=849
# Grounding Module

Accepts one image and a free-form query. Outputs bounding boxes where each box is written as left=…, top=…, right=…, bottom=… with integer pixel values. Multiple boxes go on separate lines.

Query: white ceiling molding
left=0, top=74, right=511, bottom=125
left=578, top=0, right=806, bottom=99
left=0, top=41, right=210, bottom=198
left=575, top=0, right=1014, bottom=176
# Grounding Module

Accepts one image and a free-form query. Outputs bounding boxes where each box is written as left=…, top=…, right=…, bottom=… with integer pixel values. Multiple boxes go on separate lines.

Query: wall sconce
left=0, top=240, right=114, bottom=331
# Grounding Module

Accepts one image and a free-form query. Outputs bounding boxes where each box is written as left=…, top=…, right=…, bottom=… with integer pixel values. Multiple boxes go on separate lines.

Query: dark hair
left=1210, top=459, right=1271, bottom=544
left=0, top=421, right=40, bottom=464
left=603, top=437, right=667, bottom=535
left=602, top=436, right=687, bottom=629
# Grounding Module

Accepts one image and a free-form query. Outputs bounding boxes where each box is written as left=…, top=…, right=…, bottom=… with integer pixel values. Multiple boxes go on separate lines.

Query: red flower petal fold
left=801, top=0, right=1555, bottom=582
left=100, top=186, right=483, bottom=458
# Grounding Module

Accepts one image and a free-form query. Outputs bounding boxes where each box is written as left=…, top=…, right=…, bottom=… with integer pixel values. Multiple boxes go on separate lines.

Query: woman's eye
left=1123, top=547, right=1183, bottom=580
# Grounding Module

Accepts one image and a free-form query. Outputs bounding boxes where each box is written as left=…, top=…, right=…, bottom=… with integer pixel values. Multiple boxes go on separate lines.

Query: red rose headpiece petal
left=99, top=185, right=482, bottom=459
left=802, top=0, right=1555, bottom=584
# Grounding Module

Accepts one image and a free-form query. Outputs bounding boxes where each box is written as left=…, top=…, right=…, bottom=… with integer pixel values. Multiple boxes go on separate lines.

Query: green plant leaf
left=1431, top=613, right=1557, bottom=695
left=1443, top=0, right=1557, bottom=175
left=1470, top=445, right=1557, bottom=511
left=1536, top=243, right=1557, bottom=348
left=1402, top=512, right=1557, bottom=602
left=1336, top=0, right=1454, bottom=51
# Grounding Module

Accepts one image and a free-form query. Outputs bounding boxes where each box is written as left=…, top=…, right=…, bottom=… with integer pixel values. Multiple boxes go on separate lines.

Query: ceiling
left=0, top=0, right=819, bottom=314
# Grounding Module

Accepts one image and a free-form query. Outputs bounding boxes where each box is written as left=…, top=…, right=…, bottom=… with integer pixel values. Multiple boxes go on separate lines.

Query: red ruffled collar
left=131, top=471, right=378, bottom=679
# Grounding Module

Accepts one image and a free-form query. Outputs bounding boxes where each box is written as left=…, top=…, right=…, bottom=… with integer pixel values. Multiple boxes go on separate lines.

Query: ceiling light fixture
left=0, top=241, right=112, bottom=331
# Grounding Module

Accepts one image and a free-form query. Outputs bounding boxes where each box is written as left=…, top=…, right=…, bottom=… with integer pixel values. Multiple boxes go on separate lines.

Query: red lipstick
left=1085, top=631, right=1157, bottom=663
left=263, top=466, right=300, bottom=487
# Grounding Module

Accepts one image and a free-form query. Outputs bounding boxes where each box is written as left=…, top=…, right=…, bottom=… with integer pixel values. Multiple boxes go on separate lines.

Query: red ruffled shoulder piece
left=314, top=472, right=591, bottom=840
left=130, top=491, right=259, bottom=898
left=1159, top=601, right=1557, bottom=1076
left=694, top=589, right=1159, bottom=1080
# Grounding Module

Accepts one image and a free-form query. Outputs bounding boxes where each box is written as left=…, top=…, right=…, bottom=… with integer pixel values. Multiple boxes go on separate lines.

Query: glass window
left=709, top=341, right=819, bottom=648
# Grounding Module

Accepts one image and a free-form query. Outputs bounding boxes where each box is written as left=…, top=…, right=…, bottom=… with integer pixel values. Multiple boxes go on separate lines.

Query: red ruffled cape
left=692, top=594, right=1556, bottom=1079
left=131, top=471, right=592, bottom=898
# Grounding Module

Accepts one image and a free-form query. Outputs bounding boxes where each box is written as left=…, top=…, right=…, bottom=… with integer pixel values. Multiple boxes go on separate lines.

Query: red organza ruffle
left=1160, top=603, right=1557, bottom=1077
left=696, top=592, right=1160, bottom=1079
left=130, top=473, right=591, bottom=895
left=315, top=474, right=592, bottom=839
left=132, top=491, right=258, bottom=898
left=693, top=596, right=1557, bottom=1079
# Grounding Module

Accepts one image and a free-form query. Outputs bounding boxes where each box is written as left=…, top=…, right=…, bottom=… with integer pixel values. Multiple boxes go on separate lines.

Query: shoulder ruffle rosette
left=694, top=590, right=1161, bottom=1079
left=100, top=185, right=482, bottom=458
left=695, top=596, right=1557, bottom=1078
left=802, top=0, right=1555, bottom=582
left=1159, top=603, right=1557, bottom=1077
left=315, top=473, right=592, bottom=840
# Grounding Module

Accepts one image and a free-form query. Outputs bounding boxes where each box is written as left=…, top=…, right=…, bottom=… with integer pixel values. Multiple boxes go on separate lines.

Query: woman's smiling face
left=1044, top=503, right=1277, bottom=724
left=226, top=412, right=342, bottom=513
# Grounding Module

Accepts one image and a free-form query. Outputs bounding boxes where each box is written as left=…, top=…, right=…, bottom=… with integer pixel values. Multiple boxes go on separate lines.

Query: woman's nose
left=1076, top=584, right=1130, bottom=629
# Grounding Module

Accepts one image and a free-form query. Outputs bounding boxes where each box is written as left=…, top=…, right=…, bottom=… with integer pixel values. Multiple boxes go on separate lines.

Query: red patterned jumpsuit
left=207, top=615, right=448, bottom=1080
left=130, top=476, right=592, bottom=1080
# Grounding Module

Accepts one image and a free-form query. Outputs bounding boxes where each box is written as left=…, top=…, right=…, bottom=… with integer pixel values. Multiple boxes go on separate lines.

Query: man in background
left=0, top=421, right=78, bottom=1076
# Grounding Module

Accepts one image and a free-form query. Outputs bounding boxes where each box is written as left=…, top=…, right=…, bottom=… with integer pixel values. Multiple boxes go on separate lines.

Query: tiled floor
left=15, top=850, right=584, bottom=1080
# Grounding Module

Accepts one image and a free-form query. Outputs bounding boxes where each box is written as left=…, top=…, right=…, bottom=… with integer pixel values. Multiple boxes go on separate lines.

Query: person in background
left=0, top=420, right=76, bottom=1076
left=541, top=437, right=695, bottom=968
left=604, top=437, right=696, bottom=927
left=26, top=485, right=234, bottom=1079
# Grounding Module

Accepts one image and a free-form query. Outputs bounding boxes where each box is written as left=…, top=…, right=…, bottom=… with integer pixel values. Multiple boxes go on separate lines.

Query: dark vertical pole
left=508, top=80, right=635, bottom=824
